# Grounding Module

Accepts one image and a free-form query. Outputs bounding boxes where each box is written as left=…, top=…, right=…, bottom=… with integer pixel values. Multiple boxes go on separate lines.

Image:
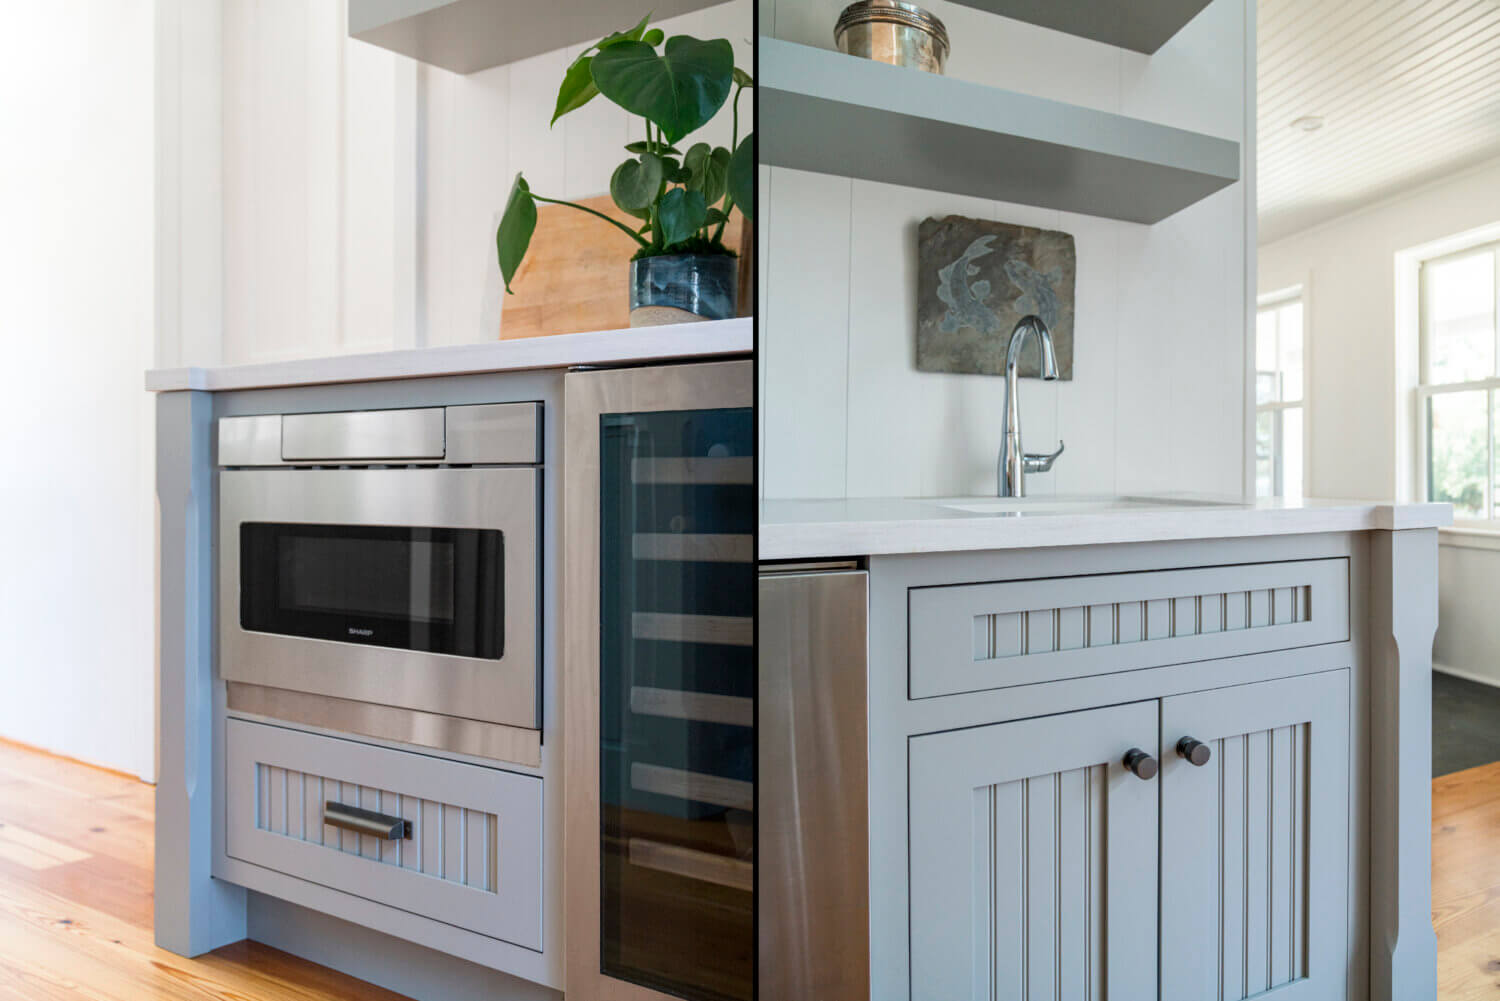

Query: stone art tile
left=917, top=216, right=1076, bottom=379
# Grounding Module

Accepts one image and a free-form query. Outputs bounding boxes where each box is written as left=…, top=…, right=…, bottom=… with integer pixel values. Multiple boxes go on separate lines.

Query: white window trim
left=1415, top=239, right=1500, bottom=530
left=1254, top=286, right=1307, bottom=499
left=1398, top=220, right=1500, bottom=527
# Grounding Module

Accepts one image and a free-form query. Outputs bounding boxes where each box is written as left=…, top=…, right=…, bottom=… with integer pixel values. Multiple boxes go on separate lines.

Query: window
left=1255, top=292, right=1305, bottom=499
left=1419, top=243, right=1500, bottom=522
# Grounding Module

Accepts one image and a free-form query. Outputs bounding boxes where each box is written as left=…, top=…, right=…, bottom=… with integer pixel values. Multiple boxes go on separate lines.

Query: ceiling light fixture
left=1290, top=115, right=1324, bottom=132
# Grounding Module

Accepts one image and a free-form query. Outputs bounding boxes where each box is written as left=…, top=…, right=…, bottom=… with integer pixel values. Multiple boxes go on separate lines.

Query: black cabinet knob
left=1177, top=736, right=1212, bottom=767
left=1122, top=748, right=1158, bottom=780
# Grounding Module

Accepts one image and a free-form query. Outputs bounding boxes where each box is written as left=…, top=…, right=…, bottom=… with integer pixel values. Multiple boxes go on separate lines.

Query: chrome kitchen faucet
left=998, top=314, right=1065, bottom=497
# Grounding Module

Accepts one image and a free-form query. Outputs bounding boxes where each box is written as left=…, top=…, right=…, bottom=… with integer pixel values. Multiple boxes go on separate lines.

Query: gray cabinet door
left=1160, top=670, right=1350, bottom=1001
left=909, top=700, right=1159, bottom=1001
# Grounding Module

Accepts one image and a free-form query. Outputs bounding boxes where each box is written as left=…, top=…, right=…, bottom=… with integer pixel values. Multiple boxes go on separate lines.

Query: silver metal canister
left=834, top=1, right=950, bottom=74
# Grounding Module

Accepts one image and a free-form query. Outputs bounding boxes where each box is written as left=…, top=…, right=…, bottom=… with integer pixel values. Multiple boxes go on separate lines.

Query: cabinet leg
left=155, top=390, right=247, bottom=955
left=1368, top=529, right=1438, bottom=1001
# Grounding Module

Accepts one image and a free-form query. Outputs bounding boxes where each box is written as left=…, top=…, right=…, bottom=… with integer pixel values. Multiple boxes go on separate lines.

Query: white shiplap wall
left=207, top=0, right=752, bottom=367
left=758, top=0, right=1254, bottom=501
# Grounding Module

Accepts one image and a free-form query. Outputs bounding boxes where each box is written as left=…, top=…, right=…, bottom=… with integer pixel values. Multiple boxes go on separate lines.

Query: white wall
left=758, top=0, right=1255, bottom=500
left=196, top=0, right=752, bottom=368
left=1259, top=157, right=1500, bottom=501
left=1259, top=155, right=1500, bottom=685
left=0, top=1, right=157, bottom=780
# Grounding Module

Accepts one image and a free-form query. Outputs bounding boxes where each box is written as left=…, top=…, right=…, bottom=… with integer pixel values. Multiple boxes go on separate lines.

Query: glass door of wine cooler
left=563, top=360, right=754, bottom=1001
left=599, top=406, right=753, bottom=1000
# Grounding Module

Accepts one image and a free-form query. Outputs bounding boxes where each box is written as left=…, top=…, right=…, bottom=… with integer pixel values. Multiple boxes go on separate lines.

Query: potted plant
left=496, top=15, right=754, bottom=327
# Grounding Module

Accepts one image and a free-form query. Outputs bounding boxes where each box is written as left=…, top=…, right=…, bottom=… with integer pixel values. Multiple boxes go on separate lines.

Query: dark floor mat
left=1433, top=670, right=1500, bottom=777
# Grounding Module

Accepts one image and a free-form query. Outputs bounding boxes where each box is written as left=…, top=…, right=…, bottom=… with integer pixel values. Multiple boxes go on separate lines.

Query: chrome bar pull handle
left=324, top=801, right=412, bottom=840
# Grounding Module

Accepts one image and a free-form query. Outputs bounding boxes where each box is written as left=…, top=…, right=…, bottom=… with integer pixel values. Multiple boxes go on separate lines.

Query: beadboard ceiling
left=1258, top=0, right=1500, bottom=244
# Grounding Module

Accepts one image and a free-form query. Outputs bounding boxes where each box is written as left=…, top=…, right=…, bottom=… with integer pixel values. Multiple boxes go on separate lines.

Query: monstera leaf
left=728, top=132, right=754, bottom=219
left=550, top=13, right=652, bottom=126
left=684, top=143, right=731, bottom=206
left=657, top=187, right=708, bottom=246
left=591, top=36, right=734, bottom=144
left=497, top=174, right=537, bottom=294
left=611, top=153, right=664, bottom=213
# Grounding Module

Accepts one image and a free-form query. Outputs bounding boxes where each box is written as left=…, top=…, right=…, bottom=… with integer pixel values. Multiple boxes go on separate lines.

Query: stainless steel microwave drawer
left=225, top=718, right=543, bottom=950
left=218, top=402, right=541, bottom=466
left=908, top=558, right=1350, bottom=700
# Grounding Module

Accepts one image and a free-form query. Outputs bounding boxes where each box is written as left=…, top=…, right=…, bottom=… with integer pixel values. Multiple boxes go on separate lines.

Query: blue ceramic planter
left=629, top=253, right=738, bottom=324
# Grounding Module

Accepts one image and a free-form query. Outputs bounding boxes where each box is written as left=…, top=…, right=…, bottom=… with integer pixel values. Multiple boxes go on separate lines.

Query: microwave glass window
left=597, top=407, right=754, bottom=1001
left=278, top=534, right=457, bottom=622
left=241, top=523, right=503, bottom=658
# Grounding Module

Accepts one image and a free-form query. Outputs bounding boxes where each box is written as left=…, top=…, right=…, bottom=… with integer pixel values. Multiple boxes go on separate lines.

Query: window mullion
left=1422, top=394, right=1432, bottom=504
left=1489, top=390, right=1496, bottom=521
left=1274, top=408, right=1284, bottom=496
left=1420, top=261, right=1430, bottom=386
left=1274, top=308, right=1283, bottom=404
left=1492, top=249, right=1500, bottom=381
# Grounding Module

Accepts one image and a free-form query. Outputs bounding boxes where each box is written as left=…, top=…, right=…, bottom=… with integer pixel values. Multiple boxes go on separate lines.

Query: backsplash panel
left=758, top=0, right=1251, bottom=501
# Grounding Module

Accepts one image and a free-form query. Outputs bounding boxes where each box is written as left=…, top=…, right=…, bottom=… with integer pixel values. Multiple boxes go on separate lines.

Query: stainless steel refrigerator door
left=219, top=466, right=540, bottom=729
left=759, top=566, right=870, bottom=1000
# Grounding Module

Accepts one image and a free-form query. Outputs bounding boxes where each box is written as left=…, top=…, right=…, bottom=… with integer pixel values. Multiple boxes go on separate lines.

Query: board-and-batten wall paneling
left=758, top=0, right=1251, bottom=500
left=215, top=0, right=752, bottom=367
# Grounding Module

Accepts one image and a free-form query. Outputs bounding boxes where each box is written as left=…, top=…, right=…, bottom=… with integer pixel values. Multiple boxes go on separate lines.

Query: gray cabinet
left=908, top=671, right=1349, bottom=1001
left=910, top=700, right=1158, bottom=1001
left=1160, top=670, right=1349, bottom=1001
left=224, top=719, right=544, bottom=950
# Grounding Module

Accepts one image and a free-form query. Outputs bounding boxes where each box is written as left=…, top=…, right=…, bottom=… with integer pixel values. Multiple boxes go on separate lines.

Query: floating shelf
left=759, top=39, right=1239, bottom=225
left=945, top=0, right=1215, bottom=54
left=347, top=0, right=727, bottom=74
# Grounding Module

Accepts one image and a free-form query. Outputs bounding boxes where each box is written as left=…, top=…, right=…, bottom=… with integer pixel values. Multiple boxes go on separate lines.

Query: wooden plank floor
left=1436, top=759, right=1500, bottom=997
left=0, top=738, right=412, bottom=1000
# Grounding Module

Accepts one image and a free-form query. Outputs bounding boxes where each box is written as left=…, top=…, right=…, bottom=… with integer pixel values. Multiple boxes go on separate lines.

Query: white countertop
left=759, top=494, right=1455, bottom=560
left=144, top=317, right=751, bottom=392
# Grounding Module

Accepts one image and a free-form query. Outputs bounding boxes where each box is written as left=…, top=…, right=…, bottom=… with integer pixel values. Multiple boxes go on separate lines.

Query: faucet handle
left=1023, top=439, right=1065, bottom=474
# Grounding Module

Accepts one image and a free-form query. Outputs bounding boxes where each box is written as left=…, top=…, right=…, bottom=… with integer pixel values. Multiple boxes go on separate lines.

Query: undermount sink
left=938, top=495, right=1236, bottom=515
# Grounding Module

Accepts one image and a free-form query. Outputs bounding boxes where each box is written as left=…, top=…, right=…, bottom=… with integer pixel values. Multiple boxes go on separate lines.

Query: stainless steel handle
left=324, top=801, right=412, bottom=840
left=1122, top=747, right=1158, bottom=780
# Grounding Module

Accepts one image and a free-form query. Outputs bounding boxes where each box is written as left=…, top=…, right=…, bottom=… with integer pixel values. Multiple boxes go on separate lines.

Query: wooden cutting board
left=499, top=194, right=747, bottom=339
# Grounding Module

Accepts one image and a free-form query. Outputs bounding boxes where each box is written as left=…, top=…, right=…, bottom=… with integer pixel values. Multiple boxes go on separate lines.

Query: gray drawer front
left=909, top=558, right=1349, bottom=699
left=226, top=718, right=543, bottom=950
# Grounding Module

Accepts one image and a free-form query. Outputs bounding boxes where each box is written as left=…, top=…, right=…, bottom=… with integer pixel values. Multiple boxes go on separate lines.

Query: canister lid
left=835, top=1, right=951, bottom=53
